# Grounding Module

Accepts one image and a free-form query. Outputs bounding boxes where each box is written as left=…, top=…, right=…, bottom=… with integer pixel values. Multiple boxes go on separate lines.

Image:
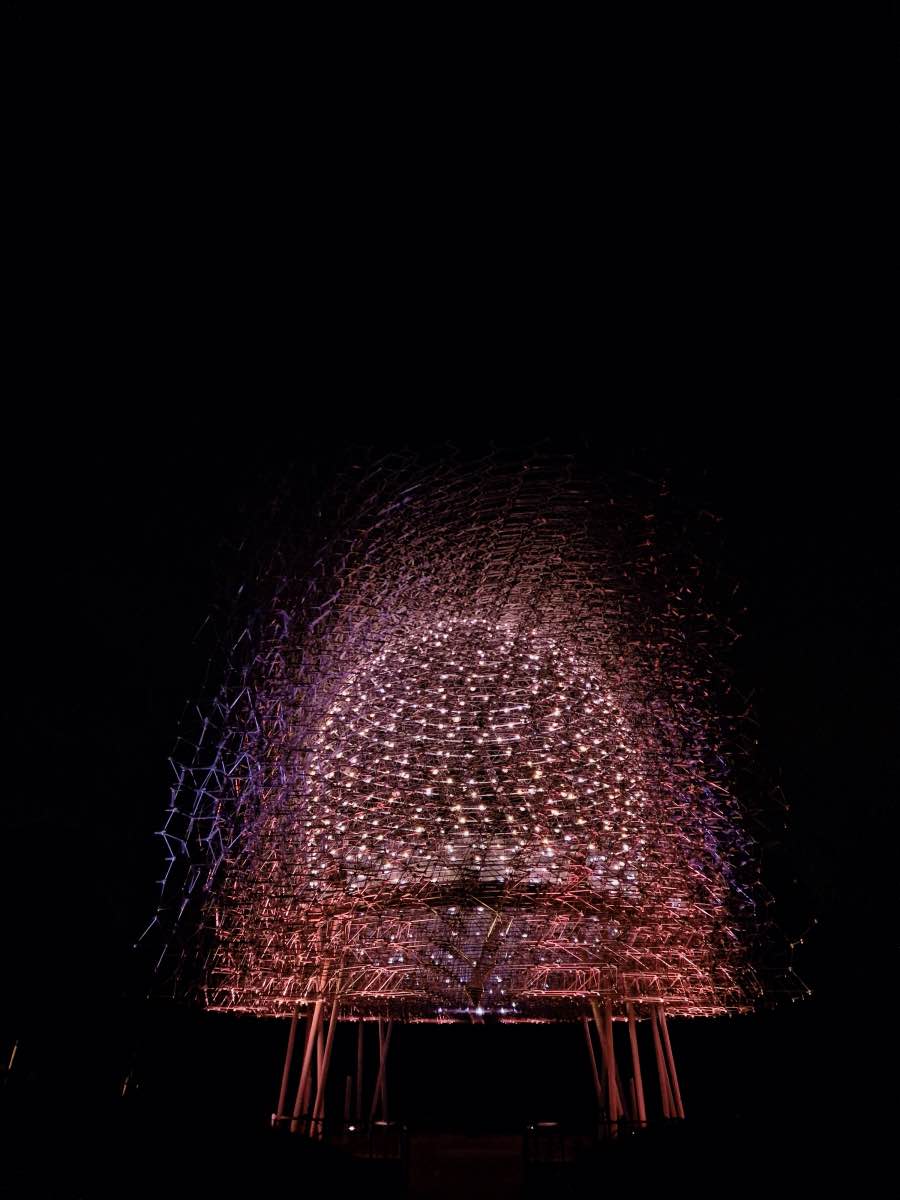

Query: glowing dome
left=155, top=452, right=765, bottom=1022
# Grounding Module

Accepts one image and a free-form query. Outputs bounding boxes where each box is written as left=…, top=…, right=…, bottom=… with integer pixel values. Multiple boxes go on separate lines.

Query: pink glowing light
left=153, top=452, right=772, bottom=1022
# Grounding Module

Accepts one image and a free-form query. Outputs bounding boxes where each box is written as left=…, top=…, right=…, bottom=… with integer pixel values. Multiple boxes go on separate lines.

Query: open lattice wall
left=151, top=449, right=780, bottom=1022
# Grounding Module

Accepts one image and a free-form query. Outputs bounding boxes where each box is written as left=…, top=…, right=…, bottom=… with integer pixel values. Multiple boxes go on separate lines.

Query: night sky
left=4, top=415, right=894, bottom=1191
left=3, top=7, right=891, bottom=1195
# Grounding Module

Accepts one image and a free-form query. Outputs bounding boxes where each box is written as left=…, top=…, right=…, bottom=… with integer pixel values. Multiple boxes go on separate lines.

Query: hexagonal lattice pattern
left=152, top=451, right=770, bottom=1021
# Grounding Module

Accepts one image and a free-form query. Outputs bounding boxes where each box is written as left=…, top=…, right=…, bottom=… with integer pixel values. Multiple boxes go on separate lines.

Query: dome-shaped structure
left=151, top=450, right=775, bottom=1129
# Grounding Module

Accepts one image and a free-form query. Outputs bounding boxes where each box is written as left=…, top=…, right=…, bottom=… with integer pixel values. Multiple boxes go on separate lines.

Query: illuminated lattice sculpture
left=154, top=452, right=774, bottom=1128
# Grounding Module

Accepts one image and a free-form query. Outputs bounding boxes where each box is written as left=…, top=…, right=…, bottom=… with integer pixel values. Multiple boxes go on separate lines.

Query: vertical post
left=300, top=1016, right=325, bottom=1123
left=276, top=1006, right=300, bottom=1126
left=369, top=1019, right=393, bottom=1124
left=344, top=1075, right=353, bottom=1126
left=626, top=1002, right=647, bottom=1126
left=355, top=1020, right=364, bottom=1124
left=657, top=1007, right=685, bottom=1119
left=650, top=1005, right=674, bottom=1119
left=604, top=1002, right=624, bottom=1122
left=380, top=1020, right=392, bottom=1119
left=299, top=1060, right=313, bottom=1119
left=290, top=998, right=323, bottom=1133
left=377, top=1019, right=384, bottom=1118
left=590, top=999, right=622, bottom=1123
left=312, top=997, right=340, bottom=1137
left=582, top=1017, right=604, bottom=1109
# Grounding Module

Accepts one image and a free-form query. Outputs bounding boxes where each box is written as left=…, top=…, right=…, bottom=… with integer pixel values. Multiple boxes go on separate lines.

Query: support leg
left=604, top=1002, right=625, bottom=1123
left=299, top=1039, right=314, bottom=1118
left=657, top=1007, right=685, bottom=1119
left=311, top=997, right=340, bottom=1138
left=369, top=1019, right=393, bottom=1125
left=290, top=998, right=323, bottom=1133
left=344, top=1075, right=352, bottom=1127
left=355, top=1020, right=364, bottom=1124
left=590, top=999, right=622, bottom=1125
left=380, top=1020, right=392, bottom=1120
left=298, top=1017, right=325, bottom=1126
left=650, top=1005, right=674, bottom=1119
left=275, top=1006, right=300, bottom=1127
left=582, top=1017, right=604, bottom=1110
left=626, top=1002, right=647, bottom=1126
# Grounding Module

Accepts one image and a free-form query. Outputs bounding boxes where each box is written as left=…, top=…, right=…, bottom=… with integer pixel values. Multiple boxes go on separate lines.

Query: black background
left=2, top=6, right=893, bottom=1189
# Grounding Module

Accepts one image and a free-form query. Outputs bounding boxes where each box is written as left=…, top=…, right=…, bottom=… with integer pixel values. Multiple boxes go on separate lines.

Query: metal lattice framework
left=152, top=450, right=774, bottom=1025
